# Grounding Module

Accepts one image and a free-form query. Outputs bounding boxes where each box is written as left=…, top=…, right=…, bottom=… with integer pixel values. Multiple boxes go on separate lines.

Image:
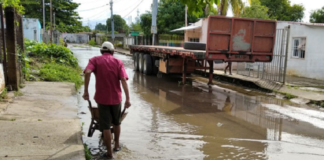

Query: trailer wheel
left=183, top=42, right=206, bottom=50
left=134, top=52, right=139, bottom=71
left=152, top=56, right=159, bottom=75
left=139, top=53, right=144, bottom=73
left=143, top=54, right=153, bottom=75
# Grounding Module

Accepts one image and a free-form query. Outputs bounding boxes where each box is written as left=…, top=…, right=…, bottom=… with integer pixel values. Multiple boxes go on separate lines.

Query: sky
left=73, top=0, right=324, bottom=29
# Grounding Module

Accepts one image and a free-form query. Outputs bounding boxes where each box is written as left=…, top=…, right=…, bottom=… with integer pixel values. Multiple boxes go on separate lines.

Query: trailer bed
left=130, top=45, right=206, bottom=59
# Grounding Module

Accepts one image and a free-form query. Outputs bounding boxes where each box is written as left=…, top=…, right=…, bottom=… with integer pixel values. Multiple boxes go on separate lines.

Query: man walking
left=83, top=41, right=131, bottom=159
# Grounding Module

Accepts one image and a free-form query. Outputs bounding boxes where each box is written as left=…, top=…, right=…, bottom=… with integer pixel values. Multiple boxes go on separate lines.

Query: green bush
left=89, top=39, right=96, bottom=46
left=59, top=38, right=65, bottom=46
left=0, top=88, right=8, bottom=100
left=39, top=63, right=83, bottom=89
left=25, top=40, right=78, bottom=67
left=24, top=38, right=38, bottom=49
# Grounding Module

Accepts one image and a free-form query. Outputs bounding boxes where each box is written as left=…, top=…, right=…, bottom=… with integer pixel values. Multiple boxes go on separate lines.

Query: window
left=292, top=37, right=306, bottom=59
left=189, top=38, right=199, bottom=42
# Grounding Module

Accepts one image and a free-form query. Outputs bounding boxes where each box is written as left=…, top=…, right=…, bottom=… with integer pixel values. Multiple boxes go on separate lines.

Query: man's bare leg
left=103, top=130, right=113, bottom=157
left=113, top=125, right=121, bottom=149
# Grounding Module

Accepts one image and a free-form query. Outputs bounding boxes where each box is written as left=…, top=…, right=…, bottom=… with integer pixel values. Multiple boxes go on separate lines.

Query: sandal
left=100, top=153, right=114, bottom=159
left=113, top=146, right=122, bottom=152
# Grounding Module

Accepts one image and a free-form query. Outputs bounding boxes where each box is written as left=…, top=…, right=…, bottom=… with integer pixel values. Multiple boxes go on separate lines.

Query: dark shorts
left=98, top=103, right=122, bottom=131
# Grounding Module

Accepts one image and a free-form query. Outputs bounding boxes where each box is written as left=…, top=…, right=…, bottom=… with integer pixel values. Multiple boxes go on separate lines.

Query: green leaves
left=2, top=0, right=25, bottom=14
left=106, top=15, right=129, bottom=34
left=25, top=39, right=78, bottom=67
left=241, top=0, right=272, bottom=20
left=310, top=7, right=324, bottom=23
left=260, top=0, right=305, bottom=21
left=140, top=12, right=152, bottom=36
left=157, top=0, right=198, bottom=34
left=22, top=0, right=88, bottom=33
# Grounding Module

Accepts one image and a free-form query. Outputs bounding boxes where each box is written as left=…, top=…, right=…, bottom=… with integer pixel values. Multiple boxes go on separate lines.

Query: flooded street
left=72, top=46, right=324, bottom=160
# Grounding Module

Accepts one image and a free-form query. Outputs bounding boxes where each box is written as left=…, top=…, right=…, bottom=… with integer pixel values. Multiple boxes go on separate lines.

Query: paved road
left=72, top=46, right=324, bottom=160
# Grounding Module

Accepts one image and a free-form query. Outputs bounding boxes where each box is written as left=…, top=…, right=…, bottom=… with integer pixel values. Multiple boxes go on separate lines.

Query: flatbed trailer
left=130, top=15, right=277, bottom=84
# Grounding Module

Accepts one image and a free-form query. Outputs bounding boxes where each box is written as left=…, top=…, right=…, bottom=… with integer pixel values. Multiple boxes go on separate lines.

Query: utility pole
left=185, top=5, right=187, bottom=26
left=50, top=0, right=53, bottom=44
left=110, top=0, right=115, bottom=43
left=42, top=0, right=45, bottom=42
left=151, top=0, right=158, bottom=45
left=54, top=12, right=56, bottom=30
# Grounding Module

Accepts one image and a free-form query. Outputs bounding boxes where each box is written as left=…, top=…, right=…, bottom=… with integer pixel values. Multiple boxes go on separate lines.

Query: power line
left=77, top=4, right=108, bottom=12
left=122, top=0, right=144, bottom=18
left=81, top=6, right=109, bottom=19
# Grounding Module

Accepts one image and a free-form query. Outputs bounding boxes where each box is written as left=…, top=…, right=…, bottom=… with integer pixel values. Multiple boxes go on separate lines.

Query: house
left=23, top=18, right=42, bottom=42
left=277, top=21, right=324, bottom=80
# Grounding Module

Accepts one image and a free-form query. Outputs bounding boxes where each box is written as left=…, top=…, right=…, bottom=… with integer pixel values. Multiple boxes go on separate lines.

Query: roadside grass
left=84, top=144, right=92, bottom=160
left=14, top=91, right=23, bottom=96
left=0, top=88, right=8, bottom=101
left=39, top=63, right=83, bottom=89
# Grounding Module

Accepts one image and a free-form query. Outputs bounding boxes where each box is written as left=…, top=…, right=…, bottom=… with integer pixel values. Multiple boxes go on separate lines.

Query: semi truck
left=129, top=15, right=277, bottom=85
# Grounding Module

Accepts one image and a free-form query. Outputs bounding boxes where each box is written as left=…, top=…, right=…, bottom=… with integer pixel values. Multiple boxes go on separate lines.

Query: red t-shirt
left=84, top=53, right=128, bottom=105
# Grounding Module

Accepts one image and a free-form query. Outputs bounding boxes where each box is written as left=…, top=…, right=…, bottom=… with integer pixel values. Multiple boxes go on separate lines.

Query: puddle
left=72, top=46, right=324, bottom=160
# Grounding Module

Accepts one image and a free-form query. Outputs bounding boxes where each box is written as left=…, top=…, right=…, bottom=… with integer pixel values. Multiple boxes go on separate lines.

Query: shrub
left=39, top=63, right=83, bottom=89
left=26, top=41, right=78, bottom=67
left=89, top=39, right=96, bottom=46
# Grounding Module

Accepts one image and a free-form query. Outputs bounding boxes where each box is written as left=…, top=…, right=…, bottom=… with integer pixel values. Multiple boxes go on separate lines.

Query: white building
left=61, top=33, right=89, bottom=44
left=277, top=21, right=324, bottom=80
left=23, top=18, right=42, bottom=42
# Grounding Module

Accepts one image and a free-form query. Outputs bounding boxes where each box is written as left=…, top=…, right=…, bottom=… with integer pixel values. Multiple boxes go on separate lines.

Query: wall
left=0, top=64, right=5, bottom=93
left=23, top=18, right=41, bottom=42
left=123, top=36, right=134, bottom=49
left=61, top=33, right=89, bottom=43
left=278, top=22, right=324, bottom=80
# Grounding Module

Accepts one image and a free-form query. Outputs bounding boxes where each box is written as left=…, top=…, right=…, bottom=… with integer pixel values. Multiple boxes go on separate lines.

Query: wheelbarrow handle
left=121, top=107, right=127, bottom=116
left=87, top=100, right=92, bottom=108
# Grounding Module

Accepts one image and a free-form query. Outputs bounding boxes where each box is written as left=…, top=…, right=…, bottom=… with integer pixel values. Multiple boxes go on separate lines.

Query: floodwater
left=71, top=46, right=324, bottom=160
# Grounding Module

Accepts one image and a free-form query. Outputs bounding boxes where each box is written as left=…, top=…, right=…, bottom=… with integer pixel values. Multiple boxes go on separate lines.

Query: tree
left=22, top=0, right=88, bottom=33
left=260, top=0, right=305, bottom=21
left=157, top=0, right=198, bottom=34
left=130, top=22, right=142, bottom=32
left=310, top=7, right=324, bottom=23
left=241, top=0, right=272, bottom=19
left=106, top=15, right=129, bottom=33
left=140, top=12, right=152, bottom=36
left=177, top=0, right=219, bottom=17
left=95, top=23, right=107, bottom=32
left=218, top=0, right=247, bottom=17
left=2, top=0, right=25, bottom=14
left=178, top=0, right=249, bottom=17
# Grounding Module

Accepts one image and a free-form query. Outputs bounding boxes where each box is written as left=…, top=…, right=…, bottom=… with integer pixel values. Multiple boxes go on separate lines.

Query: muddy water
left=71, top=46, right=324, bottom=160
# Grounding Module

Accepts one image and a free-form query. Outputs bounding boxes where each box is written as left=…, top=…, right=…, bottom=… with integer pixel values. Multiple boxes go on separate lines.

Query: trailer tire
left=134, top=52, right=140, bottom=71
left=152, top=56, right=159, bottom=75
left=183, top=42, right=206, bottom=50
left=143, top=54, right=153, bottom=75
left=139, top=53, right=144, bottom=73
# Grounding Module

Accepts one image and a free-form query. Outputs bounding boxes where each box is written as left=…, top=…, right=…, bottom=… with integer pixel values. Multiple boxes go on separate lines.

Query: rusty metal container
left=206, top=16, right=276, bottom=62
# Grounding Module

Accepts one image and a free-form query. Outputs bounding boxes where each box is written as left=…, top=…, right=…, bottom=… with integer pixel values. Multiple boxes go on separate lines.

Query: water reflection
left=133, top=72, right=324, bottom=160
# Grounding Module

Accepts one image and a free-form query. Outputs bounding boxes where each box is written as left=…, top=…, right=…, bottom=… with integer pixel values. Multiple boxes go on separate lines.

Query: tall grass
left=39, top=63, right=83, bottom=89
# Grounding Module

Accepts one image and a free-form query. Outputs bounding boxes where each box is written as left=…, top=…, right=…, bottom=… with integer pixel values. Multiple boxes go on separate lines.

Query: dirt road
left=72, top=46, right=324, bottom=160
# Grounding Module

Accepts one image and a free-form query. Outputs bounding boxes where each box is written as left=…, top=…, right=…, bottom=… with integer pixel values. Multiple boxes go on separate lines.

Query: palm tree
left=218, top=0, right=251, bottom=17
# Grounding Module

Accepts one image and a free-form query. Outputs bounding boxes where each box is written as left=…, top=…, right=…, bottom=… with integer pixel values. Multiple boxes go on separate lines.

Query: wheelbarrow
left=87, top=100, right=128, bottom=137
